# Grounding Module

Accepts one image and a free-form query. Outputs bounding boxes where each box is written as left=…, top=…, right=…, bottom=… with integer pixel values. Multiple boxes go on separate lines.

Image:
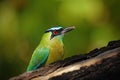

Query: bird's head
left=45, top=26, right=75, bottom=40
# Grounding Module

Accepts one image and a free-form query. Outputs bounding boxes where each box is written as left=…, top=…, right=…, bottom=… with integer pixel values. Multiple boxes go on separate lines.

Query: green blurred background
left=0, top=0, right=120, bottom=79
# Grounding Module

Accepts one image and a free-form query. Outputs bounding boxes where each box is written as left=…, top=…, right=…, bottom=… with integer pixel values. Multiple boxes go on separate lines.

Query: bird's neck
left=38, top=33, right=64, bottom=48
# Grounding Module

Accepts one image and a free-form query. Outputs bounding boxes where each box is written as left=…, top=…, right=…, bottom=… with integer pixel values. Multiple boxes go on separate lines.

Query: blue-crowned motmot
left=27, top=26, right=75, bottom=71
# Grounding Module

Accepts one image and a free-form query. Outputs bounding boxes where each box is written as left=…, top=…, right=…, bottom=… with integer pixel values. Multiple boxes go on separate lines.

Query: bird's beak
left=61, top=26, right=75, bottom=34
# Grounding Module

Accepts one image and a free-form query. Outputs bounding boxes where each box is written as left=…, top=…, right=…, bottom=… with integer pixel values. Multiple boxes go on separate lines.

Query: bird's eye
left=53, top=31, right=58, bottom=35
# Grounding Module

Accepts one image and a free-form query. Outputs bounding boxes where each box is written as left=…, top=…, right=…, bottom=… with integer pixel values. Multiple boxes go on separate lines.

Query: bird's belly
left=45, top=42, right=64, bottom=65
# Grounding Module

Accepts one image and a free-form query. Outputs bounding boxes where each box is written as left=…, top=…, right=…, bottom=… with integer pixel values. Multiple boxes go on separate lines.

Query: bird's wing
left=27, top=47, right=49, bottom=71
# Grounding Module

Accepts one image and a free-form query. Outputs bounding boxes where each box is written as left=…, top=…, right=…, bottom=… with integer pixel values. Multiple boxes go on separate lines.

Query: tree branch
left=10, top=40, right=120, bottom=80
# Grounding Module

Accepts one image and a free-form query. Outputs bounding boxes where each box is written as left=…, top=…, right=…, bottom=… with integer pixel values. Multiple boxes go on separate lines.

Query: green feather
left=27, top=47, right=49, bottom=71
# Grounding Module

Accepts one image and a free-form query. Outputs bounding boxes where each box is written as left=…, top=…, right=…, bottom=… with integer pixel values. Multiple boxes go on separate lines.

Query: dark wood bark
left=10, top=40, right=120, bottom=80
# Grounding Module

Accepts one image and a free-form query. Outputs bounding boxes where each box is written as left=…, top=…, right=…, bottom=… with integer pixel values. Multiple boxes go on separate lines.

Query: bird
left=26, top=26, right=75, bottom=71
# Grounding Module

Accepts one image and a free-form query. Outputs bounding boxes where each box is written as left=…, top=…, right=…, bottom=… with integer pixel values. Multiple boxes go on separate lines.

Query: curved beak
left=61, top=26, right=75, bottom=34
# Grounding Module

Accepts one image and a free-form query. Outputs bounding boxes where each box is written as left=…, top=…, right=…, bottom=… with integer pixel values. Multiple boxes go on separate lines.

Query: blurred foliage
left=0, top=0, right=120, bottom=79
